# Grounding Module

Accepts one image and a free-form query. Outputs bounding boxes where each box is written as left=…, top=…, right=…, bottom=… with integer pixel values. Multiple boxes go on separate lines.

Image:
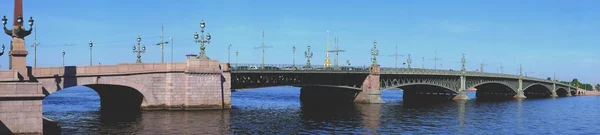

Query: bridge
left=1, top=60, right=579, bottom=134
left=0, top=0, right=581, bottom=134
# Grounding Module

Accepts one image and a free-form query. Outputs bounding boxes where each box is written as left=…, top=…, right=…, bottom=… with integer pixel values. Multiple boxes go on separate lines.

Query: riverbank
left=584, top=91, right=600, bottom=96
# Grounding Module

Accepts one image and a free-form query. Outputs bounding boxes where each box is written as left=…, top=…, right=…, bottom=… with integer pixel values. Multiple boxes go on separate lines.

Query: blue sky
left=0, top=0, right=598, bottom=84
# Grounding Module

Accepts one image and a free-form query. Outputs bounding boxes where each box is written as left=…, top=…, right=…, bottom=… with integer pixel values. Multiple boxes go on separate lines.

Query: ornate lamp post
left=235, top=50, right=239, bottom=67
left=304, top=44, right=313, bottom=68
left=3, top=12, right=34, bottom=71
left=228, top=44, right=232, bottom=63
left=89, top=41, right=93, bottom=66
left=461, top=53, right=467, bottom=74
left=407, top=54, right=412, bottom=69
left=371, top=40, right=379, bottom=66
left=61, top=50, right=65, bottom=66
left=347, top=60, right=351, bottom=66
left=132, top=35, right=146, bottom=63
left=292, top=45, right=296, bottom=68
left=193, top=20, right=212, bottom=60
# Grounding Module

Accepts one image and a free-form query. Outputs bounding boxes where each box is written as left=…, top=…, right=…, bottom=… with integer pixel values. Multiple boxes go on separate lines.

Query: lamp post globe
left=89, top=41, right=93, bottom=47
left=206, top=33, right=211, bottom=40
left=17, top=16, right=22, bottom=24
left=28, top=17, right=34, bottom=26
left=200, top=20, right=205, bottom=28
left=1, top=16, right=6, bottom=25
left=0, top=44, right=4, bottom=56
left=137, top=35, right=141, bottom=42
left=194, top=32, right=199, bottom=40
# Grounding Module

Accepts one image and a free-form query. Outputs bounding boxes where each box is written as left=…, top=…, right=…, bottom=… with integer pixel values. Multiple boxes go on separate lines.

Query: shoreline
left=583, top=91, right=600, bottom=96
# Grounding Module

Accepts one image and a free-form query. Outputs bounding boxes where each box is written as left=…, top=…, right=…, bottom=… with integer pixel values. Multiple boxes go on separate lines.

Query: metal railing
left=231, top=63, right=371, bottom=72
left=230, top=63, right=571, bottom=87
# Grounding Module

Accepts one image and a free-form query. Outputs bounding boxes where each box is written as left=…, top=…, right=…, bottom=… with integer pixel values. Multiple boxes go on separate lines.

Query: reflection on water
left=43, top=87, right=600, bottom=134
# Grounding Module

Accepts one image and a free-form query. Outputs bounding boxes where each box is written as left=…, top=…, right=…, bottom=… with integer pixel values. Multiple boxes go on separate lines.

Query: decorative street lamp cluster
left=193, top=20, right=212, bottom=60
left=304, top=44, right=313, bottom=68
left=371, top=40, right=379, bottom=66
left=2, top=15, right=34, bottom=38
left=3, top=14, right=34, bottom=70
left=132, top=35, right=146, bottom=63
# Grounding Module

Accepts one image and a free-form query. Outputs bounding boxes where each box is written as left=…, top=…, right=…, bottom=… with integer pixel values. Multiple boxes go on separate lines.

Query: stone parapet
left=0, top=70, right=20, bottom=82
left=30, top=63, right=186, bottom=78
left=185, top=58, right=222, bottom=73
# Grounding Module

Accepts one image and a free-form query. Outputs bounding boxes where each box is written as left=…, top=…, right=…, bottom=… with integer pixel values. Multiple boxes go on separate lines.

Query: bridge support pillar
left=551, top=83, right=558, bottom=97
left=550, top=91, right=558, bottom=97
left=355, top=65, right=384, bottom=104
left=454, top=91, right=469, bottom=100
left=514, top=92, right=526, bottom=99
left=514, top=74, right=526, bottom=99
left=453, top=75, right=469, bottom=100
left=0, top=72, right=47, bottom=134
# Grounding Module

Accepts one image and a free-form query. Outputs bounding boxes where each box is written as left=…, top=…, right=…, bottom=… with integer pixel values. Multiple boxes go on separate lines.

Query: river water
left=43, top=86, right=600, bottom=134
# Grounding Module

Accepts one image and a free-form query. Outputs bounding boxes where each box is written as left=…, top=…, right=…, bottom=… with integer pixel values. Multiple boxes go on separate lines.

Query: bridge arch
left=523, top=83, right=552, bottom=98
left=39, top=76, right=158, bottom=110
left=386, top=83, right=458, bottom=102
left=556, top=88, right=568, bottom=97
left=82, top=84, right=145, bottom=112
left=385, top=83, right=458, bottom=93
left=468, top=81, right=517, bottom=92
left=471, top=82, right=517, bottom=100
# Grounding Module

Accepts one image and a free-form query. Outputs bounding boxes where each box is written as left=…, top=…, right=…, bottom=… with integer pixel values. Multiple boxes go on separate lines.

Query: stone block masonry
left=0, top=82, right=44, bottom=135
left=31, top=58, right=232, bottom=111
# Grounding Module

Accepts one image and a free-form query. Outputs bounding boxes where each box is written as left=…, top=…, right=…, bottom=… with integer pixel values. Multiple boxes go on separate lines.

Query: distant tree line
left=558, top=78, right=596, bottom=91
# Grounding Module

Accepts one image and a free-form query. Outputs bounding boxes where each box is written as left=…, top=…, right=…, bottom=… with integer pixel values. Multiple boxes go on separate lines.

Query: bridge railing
left=380, top=67, right=570, bottom=86
left=379, top=68, right=463, bottom=75
left=229, top=63, right=571, bottom=87
left=231, top=63, right=371, bottom=72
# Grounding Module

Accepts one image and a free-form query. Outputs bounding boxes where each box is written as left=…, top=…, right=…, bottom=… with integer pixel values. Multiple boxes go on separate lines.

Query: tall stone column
left=454, top=75, right=469, bottom=100
left=514, top=64, right=526, bottom=99
left=3, top=0, right=33, bottom=79
left=550, top=83, right=558, bottom=97
left=454, top=54, right=469, bottom=100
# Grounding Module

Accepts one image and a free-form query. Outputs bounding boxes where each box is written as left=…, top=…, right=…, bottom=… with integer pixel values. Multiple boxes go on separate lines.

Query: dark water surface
left=43, top=86, right=600, bottom=134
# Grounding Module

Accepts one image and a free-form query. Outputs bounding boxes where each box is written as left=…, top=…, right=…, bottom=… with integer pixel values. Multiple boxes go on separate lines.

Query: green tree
left=584, top=84, right=593, bottom=91
left=571, top=78, right=581, bottom=88
left=596, top=84, right=600, bottom=91
left=547, top=77, right=552, bottom=80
